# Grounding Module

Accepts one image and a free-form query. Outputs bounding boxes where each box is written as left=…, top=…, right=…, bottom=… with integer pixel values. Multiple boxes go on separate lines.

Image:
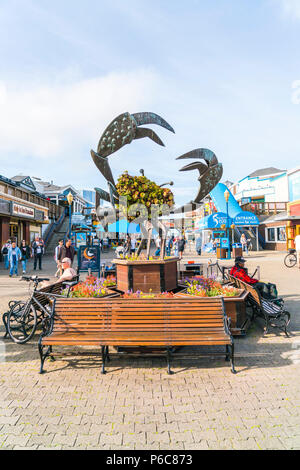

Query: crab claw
left=177, top=148, right=223, bottom=204
left=91, top=149, right=116, bottom=188
left=96, top=111, right=174, bottom=159
left=176, top=148, right=218, bottom=166
left=132, top=112, right=175, bottom=134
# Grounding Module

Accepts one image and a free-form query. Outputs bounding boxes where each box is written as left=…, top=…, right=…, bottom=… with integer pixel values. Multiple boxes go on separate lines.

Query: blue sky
left=0, top=0, right=300, bottom=205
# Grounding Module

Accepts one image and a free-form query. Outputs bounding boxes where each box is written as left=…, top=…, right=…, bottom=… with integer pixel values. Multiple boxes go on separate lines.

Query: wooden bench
left=38, top=297, right=236, bottom=375
left=229, top=275, right=290, bottom=337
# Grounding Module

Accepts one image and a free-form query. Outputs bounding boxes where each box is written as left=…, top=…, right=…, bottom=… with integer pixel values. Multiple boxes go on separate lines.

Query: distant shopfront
left=0, top=198, right=49, bottom=246
left=195, top=210, right=260, bottom=251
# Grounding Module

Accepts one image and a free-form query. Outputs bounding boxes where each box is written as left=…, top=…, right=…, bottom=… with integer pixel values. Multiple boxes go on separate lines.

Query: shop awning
left=195, top=211, right=259, bottom=231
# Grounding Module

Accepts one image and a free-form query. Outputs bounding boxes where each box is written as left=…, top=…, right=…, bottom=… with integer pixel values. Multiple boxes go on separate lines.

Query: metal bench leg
left=38, top=342, right=51, bottom=374
left=262, top=314, right=270, bottom=337
left=2, top=313, right=8, bottom=338
left=101, top=346, right=107, bottom=374
left=283, top=312, right=291, bottom=338
left=167, top=347, right=174, bottom=375
left=105, top=346, right=110, bottom=362
left=230, top=344, right=237, bottom=374
left=49, top=346, right=55, bottom=362
left=225, top=345, right=230, bottom=361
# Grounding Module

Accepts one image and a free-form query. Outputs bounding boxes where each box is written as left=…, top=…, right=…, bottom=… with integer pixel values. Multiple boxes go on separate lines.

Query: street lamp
left=224, top=189, right=231, bottom=260
left=66, top=191, right=74, bottom=238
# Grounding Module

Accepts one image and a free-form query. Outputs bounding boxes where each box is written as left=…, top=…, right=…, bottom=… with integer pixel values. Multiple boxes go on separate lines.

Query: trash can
left=216, top=247, right=227, bottom=259
left=232, top=243, right=242, bottom=258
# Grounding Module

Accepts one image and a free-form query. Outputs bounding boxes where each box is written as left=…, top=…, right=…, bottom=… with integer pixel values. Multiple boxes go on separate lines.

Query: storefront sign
left=233, top=211, right=259, bottom=226
left=12, top=203, right=34, bottom=218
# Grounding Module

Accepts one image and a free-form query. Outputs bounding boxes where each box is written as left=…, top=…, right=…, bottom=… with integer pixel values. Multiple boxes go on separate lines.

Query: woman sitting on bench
left=230, top=257, right=277, bottom=300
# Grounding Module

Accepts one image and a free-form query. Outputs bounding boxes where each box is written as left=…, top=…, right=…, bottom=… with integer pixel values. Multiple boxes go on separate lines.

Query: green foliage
left=116, top=171, right=174, bottom=221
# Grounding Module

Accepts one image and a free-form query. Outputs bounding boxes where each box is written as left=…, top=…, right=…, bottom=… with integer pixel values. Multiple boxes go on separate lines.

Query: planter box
left=114, top=258, right=178, bottom=293
left=69, top=289, right=121, bottom=299
left=174, top=289, right=250, bottom=336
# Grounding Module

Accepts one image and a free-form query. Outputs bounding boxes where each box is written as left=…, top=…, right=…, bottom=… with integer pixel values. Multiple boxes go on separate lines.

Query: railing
left=240, top=202, right=287, bottom=215
left=44, top=212, right=66, bottom=247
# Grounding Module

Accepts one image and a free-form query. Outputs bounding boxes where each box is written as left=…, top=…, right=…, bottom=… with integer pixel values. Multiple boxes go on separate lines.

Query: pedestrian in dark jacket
left=58, top=239, right=75, bottom=266
left=178, top=237, right=186, bottom=260
left=32, top=237, right=44, bottom=270
left=20, top=240, right=31, bottom=274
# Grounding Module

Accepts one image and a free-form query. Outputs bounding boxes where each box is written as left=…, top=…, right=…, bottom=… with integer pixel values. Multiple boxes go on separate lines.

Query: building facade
left=32, top=178, right=88, bottom=215
left=0, top=175, right=63, bottom=247
left=229, top=167, right=300, bottom=250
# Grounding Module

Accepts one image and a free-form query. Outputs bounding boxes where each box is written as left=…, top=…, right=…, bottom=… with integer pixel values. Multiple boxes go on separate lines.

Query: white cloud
left=275, top=0, right=300, bottom=19
left=0, top=69, right=159, bottom=161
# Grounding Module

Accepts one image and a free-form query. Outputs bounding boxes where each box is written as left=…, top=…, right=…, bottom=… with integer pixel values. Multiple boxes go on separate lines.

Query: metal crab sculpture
left=91, top=112, right=175, bottom=193
left=91, top=112, right=223, bottom=259
left=177, top=148, right=223, bottom=204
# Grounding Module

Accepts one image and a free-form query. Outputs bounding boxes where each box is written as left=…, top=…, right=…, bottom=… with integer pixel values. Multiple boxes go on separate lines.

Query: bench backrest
left=52, top=298, right=227, bottom=336
left=228, top=274, right=239, bottom=287
left=236, top=279, right=261, bottom=305
left=33, top=277, right=78, bottom=311
left=228, top=274, right=261, bottom=306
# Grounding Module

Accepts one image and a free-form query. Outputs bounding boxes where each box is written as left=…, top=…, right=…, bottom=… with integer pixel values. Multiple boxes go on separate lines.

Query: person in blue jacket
left=8, top=241, right=22, bottom=277
left=196, top=237, right=202, bottom=255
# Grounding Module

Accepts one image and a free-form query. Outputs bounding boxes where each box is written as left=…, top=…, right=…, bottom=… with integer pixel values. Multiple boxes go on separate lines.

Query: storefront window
left=277, top=227, right=286, bottom=242
left=266, top=226, right=286, bottom=242
left=267, top=228, right=275, bottom=242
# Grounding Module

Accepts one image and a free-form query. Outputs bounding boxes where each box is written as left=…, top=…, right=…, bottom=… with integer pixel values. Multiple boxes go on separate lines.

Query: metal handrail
left=44, top=212, right=65, bottom=246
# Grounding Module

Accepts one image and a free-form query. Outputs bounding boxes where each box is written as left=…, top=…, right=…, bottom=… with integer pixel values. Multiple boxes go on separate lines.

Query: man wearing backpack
left=1, top=240, right=11, bottom=269
left=32, top=236, right=44, bottom=270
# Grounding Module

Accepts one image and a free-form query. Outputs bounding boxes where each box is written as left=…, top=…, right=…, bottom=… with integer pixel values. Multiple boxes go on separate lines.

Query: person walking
left=32, top=236, right=44, bottom=270
left=178, top=236, right=186, bottom=260
left=173, top=238, right=179, bottom=258
left=295, top=233, right=300, bottom=269
left=54, top=239, right=64, bottom=277
left=8, top=241, right=22, bottom=277
left=240, top=233, right=248, bottom=255
left=1, top=239, right=11, bottom=269
left=130, top=236, right=137, bottom=254
left=124, top=235, right=131, bottom=257
left=196, top=236, right=202, bottom=256
left=20, top=240, right=31, bottom=274
left=155, top=236, right=161, bottom=257
left=58, top=239, right=75, bottom=266
left=166, top=236, right=174, bottom=256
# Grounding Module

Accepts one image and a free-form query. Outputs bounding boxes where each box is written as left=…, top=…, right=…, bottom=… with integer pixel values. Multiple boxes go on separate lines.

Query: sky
left=0, top=0, right=300, bottom=205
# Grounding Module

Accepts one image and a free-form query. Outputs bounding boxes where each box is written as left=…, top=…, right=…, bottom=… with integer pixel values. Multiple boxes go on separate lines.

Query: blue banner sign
left=78, top=245, right=100, bottom=274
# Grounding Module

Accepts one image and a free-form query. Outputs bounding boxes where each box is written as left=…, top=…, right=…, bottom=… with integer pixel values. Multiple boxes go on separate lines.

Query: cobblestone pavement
left=0, top=251, right=300, bottom=450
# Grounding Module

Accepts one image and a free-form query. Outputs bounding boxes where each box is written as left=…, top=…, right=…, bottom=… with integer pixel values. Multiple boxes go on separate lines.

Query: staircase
left=45, top=216, right=69, bottom=255
left=233, top=227, right=263, bottom=250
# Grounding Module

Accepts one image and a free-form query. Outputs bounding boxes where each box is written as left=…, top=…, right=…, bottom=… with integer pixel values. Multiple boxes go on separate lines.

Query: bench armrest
left=62, top=280, right=78, bottom=288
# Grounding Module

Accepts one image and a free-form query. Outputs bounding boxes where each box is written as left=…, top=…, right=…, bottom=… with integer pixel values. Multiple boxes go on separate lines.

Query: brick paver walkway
left=0, top=251, right=299, bottom=450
